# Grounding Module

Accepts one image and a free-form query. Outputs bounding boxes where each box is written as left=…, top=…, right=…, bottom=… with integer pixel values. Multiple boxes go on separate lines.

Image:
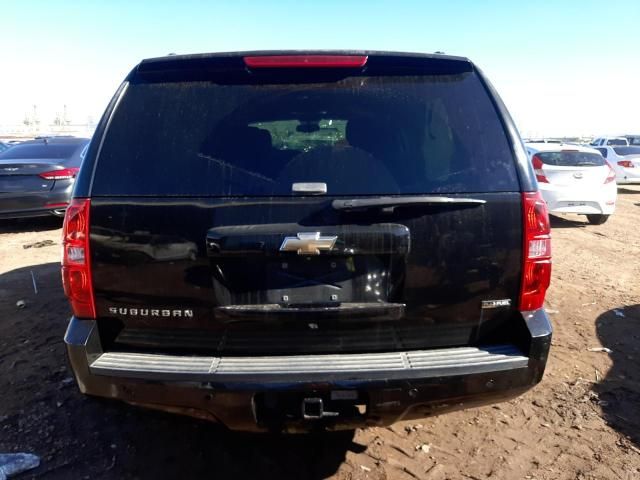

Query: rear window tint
left=536, top=151, right=606, bottom=167
left=613, top=146, right=640, bottom=156
left=93, top=74, right=519, bottom=196
left=0, top=143, right=81, bottom=160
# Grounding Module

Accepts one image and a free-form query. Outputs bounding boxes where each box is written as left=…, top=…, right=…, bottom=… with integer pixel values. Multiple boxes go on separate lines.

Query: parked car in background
left=0, top=136, right=89, bottom=219
left=590, top=136, right=629, bottom=147
left=63, top=51, right=553, bottom=432
left=526, top=142, right=616, bottom=225
left=523, top=138, right=562, bottom=144
left=625, top=135, right=640, bottom=146
left=593, top=145, right=640, bottom=185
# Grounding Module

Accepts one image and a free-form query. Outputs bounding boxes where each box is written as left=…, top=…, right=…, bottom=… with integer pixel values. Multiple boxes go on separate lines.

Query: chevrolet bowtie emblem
left=279, top=232, right=337, bottom=255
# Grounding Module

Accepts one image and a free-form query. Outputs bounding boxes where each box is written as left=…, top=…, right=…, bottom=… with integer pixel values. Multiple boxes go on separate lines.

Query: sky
left=2, top=0, right=639, bottom=137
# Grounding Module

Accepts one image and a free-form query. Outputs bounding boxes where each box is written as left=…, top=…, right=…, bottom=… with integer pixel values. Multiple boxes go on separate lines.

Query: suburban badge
left=108, top=307, right=193, bottom=318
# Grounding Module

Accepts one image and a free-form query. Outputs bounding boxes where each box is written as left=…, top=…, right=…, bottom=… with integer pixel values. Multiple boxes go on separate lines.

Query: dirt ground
left=1, top=188, right=639, bottom=480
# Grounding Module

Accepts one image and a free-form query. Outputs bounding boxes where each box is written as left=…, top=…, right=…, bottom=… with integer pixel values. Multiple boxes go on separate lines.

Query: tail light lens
left=519, top=191, right=552, bottom=311
left=531, top=155, right=549, bottom=183
left=39, top=167, right=79, bottom=180
left=617, top=160, right=634, bottom=168
left=61, top=198, right=95, bottom=318
left=604, top=162, right=616, bottom=184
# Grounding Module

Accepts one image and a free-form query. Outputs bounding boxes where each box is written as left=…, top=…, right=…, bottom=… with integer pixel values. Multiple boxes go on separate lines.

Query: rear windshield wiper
left=332, top=196, right=486, bottom=212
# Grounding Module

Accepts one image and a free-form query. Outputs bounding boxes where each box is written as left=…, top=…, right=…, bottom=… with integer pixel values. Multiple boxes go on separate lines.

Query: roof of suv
left=130, top=50, right=476, bottom=80
left=139, top=50, right=471, bottom=65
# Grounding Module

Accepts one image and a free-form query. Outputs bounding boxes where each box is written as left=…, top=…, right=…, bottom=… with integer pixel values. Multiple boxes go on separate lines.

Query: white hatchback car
left=525, top=143, right=617, bottom=224
left=592, top=145, right=640, bottom=185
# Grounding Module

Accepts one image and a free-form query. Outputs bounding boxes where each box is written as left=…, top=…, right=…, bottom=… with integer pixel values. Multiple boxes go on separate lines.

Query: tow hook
left=301, top=397, right=339, bottom=419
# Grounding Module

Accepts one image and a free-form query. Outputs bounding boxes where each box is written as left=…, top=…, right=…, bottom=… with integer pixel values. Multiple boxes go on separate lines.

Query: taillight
left=617, top=160, right=634, bottom=168
left=531, top=155, right=549, bottom=183
left=61, top=198, right=95, bottom=318
left=39, top=167, right=79, bottom=180
left=243, top=55, right=368, bottom=68
left=519, top=191, right=552, bottom=311
left=604, top=162, right=616, bottom=184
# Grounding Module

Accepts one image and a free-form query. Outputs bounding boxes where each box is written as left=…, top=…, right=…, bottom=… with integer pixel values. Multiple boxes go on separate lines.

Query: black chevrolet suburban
left=63, top=51, right=552, bottom=432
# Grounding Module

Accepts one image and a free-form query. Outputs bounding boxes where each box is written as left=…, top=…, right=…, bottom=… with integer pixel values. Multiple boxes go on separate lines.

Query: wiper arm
left=332, top=196, right=486, bottom=212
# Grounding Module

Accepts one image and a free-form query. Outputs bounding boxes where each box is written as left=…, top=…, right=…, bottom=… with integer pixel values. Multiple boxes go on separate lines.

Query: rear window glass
left=629, top=137, right=640, bottom=146
left=536, top=151, right=606, bottom=167
left=606, top=138, right=628, bottom=146
left=93, top=73, right=519, bottom=196
left=0, top=143, right=81, bottom=160
left=613, top=146, right=640, bottom=156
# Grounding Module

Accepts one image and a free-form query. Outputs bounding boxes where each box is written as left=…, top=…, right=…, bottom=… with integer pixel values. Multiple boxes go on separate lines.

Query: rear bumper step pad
left=89, top=345, right=528, bottom=383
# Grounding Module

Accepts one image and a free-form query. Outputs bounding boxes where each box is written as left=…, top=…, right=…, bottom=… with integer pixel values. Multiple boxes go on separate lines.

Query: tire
left=586, top=214, right=609, bottom=225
